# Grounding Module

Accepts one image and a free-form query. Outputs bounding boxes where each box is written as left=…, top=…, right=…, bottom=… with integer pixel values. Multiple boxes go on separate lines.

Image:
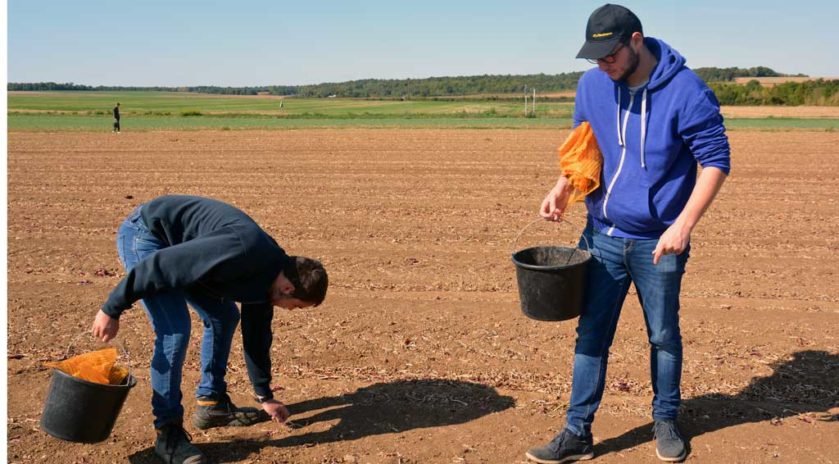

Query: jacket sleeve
left=240, top=302, right=274, bottom=398
left=679, top=88, right=731, bottom=174
left=101, top=230, right=245, bottom=318
left=572, top=76, right=587, bottom=129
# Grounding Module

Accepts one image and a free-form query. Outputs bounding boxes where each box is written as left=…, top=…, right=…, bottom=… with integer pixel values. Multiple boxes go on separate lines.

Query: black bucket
left=512, top=245, right=591, bottom=321
left=40, top=368, right=136, bottom=443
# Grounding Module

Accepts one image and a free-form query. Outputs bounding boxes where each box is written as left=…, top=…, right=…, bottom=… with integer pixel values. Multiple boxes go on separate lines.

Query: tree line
left=8, top=67, right=838, bottom=105
left=692, top=66, right=804, bottom=82
left=709, top=79, right=839, bottom=106
left=6, top=73, right=583, bottom=98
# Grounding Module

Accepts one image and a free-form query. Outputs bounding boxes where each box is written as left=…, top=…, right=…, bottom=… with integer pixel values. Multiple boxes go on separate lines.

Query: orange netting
left=558, top=122, right=603, bottom=204
left=45, top=347, right=129, bottom=385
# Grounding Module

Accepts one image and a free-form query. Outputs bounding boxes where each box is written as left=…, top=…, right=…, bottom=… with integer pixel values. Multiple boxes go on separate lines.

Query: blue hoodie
left=574, top=37, right=730, bottom=239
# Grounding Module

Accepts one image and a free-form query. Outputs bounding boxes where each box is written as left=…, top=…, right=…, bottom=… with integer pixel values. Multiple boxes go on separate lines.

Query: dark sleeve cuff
left=101, top=303, right=124, bottom=320
left=253, top=385, right=274, bottom=399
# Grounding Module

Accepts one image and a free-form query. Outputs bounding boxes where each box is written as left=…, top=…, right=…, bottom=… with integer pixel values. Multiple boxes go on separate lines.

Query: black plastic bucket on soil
left=40, top=368, right=136, bottom=443
left=512, top=245, right=591, bottom=321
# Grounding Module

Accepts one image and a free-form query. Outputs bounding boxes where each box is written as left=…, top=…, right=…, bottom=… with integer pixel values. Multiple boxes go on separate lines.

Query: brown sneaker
left=154, top=421, right=209, bottom=464
left=191, top=392, right=269, bottom=430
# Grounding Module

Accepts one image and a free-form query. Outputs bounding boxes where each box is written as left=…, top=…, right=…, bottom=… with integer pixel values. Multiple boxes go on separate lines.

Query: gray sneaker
left=653, top=420, right=686, bottom=462
left=525, top=428, right=594, bottom=463
left=192, top=392, right=269, bottom=430
left=154, top=422, right=209, bottom=464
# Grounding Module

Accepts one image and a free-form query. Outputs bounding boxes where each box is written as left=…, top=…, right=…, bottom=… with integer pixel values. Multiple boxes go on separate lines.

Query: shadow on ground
left=594, top=350, right=838, bottom=459
left=129, top=378, right=515, bottom=463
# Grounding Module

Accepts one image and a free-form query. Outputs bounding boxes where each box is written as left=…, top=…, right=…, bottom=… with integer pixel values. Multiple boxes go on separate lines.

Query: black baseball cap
left=576, top=4, right=643, bottom=60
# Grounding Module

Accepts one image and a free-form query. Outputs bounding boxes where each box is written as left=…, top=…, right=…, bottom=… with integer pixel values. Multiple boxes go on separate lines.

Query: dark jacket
left=102, top=195, right=291, bottom=397
left=113, top=106, right=120, bottom=120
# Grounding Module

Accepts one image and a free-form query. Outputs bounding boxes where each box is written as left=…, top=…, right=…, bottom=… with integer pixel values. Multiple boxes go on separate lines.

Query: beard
left=614, top=45, right=641, bottom=83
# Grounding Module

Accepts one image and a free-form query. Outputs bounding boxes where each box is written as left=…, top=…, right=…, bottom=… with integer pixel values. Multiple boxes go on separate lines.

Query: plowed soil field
left=7, top=129, right=839, bottom=463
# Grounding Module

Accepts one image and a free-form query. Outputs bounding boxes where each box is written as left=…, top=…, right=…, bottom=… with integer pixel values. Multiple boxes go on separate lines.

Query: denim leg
left=140, top=292, right=192, bottom=428
left=565, top=229, right=632, bottom=437
left=627, top=241, right=689, bottom=421
left=186, top=293, right=240, bottom=399
left=117, top=208, right=191, bottom=428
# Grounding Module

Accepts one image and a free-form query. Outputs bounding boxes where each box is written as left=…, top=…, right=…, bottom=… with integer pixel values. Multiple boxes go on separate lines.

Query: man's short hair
left=284, top=256, right=328, bottom=306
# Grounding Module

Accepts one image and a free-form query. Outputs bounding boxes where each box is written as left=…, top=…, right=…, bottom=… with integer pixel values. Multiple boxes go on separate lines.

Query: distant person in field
left=91, top=195, right=328, bottom=464
left=527, top=4, right=730, bottom=463
left=113, top=102, right=121, bottom=133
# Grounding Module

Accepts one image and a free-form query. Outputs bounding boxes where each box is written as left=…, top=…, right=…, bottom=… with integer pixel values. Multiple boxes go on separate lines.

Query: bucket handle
left=63, top=331, right=132, bottom=372
left=512, top=217, right=592, bottom=265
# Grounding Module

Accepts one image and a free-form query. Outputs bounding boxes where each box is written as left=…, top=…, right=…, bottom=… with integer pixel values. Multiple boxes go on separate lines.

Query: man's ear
left=277, top=272, right=296, bottom=296
left=280, top=281, right=295, bottom=296
left=630, top=31, right=643, bottom=48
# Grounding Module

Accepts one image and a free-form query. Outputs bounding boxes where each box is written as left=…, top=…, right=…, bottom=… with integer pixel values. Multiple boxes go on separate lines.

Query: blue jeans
left=117, top=206, right=241, bottom=428
left=564, top=221, right=689, bottom=437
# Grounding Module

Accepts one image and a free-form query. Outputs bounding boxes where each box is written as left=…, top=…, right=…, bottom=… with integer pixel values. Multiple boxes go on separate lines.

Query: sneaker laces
left=163, top=424, right=193, bottom=457
left=547, top=429, right=569, bottom=453
left=654, top=421, right=681, bottom=441
left=221, top=392, right=242, bottom=411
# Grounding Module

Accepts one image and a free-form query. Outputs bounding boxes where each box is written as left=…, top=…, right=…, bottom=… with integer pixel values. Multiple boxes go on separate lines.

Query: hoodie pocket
left=603, top=179, right=657, bottom=235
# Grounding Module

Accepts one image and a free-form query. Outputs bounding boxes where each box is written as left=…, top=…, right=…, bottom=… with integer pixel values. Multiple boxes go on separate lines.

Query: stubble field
left=7, top=128, right=839, bottom=463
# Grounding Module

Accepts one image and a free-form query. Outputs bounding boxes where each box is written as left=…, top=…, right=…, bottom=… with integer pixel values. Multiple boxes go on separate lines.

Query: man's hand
left=91, top=309, right=119, bottom=342
left=540, top=177, right=573, bottom=221
left=261, top=399, right=290, bottom=424
left=653, top=221, right=691, bottom=265
left=653, top=166, right=727, bottom=265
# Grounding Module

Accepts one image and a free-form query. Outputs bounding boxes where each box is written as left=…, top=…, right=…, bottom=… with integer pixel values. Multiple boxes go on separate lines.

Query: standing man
left=113, top=102, right=121, bottom=133
left=92, top=195, right=329, bottom=464
left=527, top=4, right=730, bottom=463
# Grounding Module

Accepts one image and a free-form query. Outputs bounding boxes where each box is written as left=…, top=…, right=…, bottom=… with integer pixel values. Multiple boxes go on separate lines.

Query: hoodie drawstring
left=616, top=91, right=623, bottom=147
left=617, top=90, right=633, bottom=150
left=640, top=87, right=648, bottom=169
left=615, top=87, right=649, bottom=169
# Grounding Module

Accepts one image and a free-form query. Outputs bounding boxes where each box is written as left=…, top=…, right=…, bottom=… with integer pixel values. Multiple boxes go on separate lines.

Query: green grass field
left=6, top=114, right=576, bottom=130
left=7, top=91, right=838, bottom=131
left=8, top=91, right=572, bottom=115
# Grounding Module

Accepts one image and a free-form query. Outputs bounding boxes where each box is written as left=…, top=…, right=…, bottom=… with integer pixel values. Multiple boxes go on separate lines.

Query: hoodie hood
left=645, top=37, right=685, bottom=91
left=615, top=38, right=686, bottom=169
left=572, top=37, right=730, bottom=239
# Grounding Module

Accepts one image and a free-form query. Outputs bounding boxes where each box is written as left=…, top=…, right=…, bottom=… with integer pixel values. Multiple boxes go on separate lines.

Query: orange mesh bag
left=108, top=364, right=130, bottom=385
left=557, top=122, right=603, bottom=204
left=45, top=347, right=128, bottom=385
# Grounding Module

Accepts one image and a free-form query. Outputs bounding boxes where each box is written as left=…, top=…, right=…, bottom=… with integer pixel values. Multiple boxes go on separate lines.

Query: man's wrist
left=554, top=180, right=572, bottom=193
left=673, top=216, right=695, bottom=235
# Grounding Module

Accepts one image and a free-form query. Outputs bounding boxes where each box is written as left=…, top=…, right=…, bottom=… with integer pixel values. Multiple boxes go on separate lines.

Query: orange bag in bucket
left=41, top=346, right=136, bottom=443
left=45, top=347, right=128, bottom=385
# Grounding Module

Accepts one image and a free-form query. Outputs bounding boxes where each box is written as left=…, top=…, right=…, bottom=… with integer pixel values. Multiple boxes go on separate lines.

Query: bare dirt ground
left=7, top=129, right=838, bottom=463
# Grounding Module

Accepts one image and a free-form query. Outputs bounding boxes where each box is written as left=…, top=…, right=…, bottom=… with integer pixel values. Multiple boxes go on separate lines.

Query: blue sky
left=7, top=0, right=839, bottom=86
